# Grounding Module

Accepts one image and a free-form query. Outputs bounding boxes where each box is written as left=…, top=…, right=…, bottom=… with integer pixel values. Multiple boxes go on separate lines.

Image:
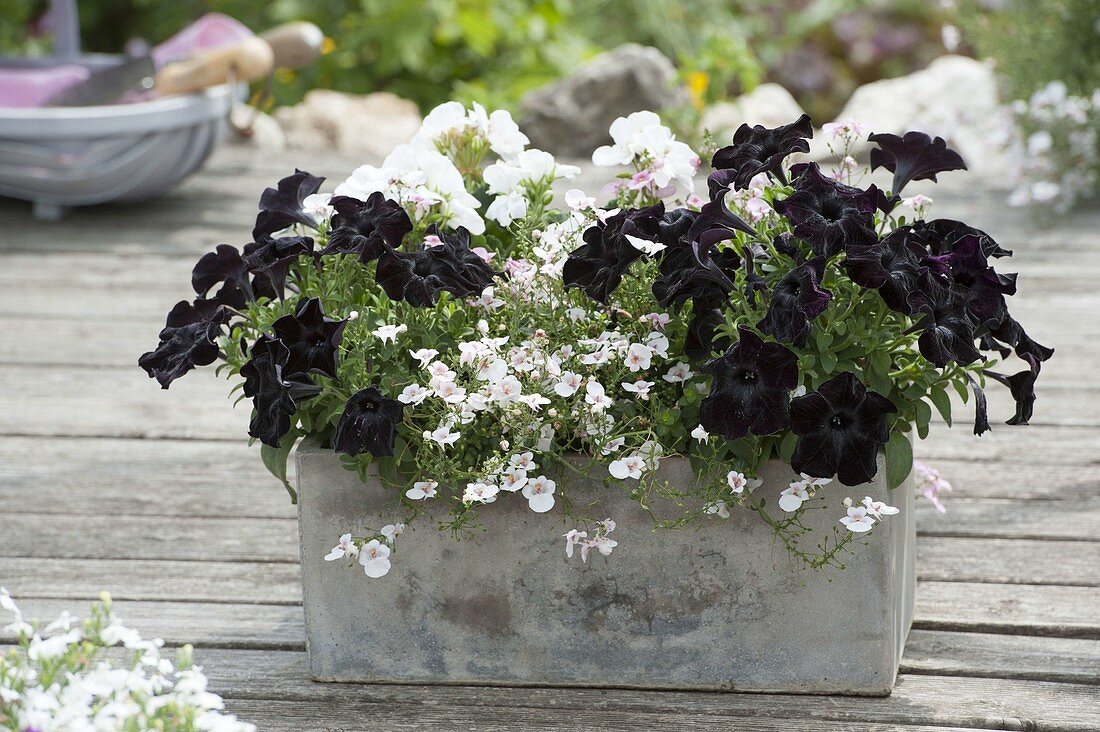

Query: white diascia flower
left=821, top=119, right=869, bottom=141
left=727, top=471, right=761, bottom=494
left=380, top=523, right=404, bottom=544
left=398, top=384, right=430, bottom=405
left=410, top=348, right=439, bottom=368
left=608, top=453, right=645, bottom=480
left=406, top=480, right=438, bottom=500
left=621, top=379, right=655, bottom=401
left=335, top=143, right=485, bottom=234
left=778, top=474, right=831, bottom=512
left=839, top=505, right=876, bottom=533
left=691, top=424, right=710, bottom=442
left=463, top=481, right=499, bottom=505
left=359, top=539, right=392, bottom=578
left=662, top=362, right=694, bottom=383
left=424, top=423, right=461, bottom=448
left=373, top=323, right=408, bottom=344
left=555, top=370, right=583, bottom=397
left=861, top=496, right=900, bottom=518
left=624, top=342, right=654, bottom=372
left=592, top=111, right=699, bottom=199
left=584, top=380, right=613, bottom=411
left=563, top=528, right=588, bottom=558
left=565, top=188, right=597, bottom=210
left=522, top=475, right=557, bottom=513
left=704, top=500, right=731, bottom=519
left=325, top=533, right=358, bottom=561
left=427, top=360, right=457, bottom=380
left=510, top=451, right=537, bottom=470
left=625, top=234, right=666, bottom=256
left=499, top=466, right=528, bottom=492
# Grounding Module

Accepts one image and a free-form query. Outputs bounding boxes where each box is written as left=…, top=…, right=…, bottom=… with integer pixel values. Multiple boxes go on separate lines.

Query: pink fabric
left=151, top=12, right=254, bottom=68
left=0, top=65, right=90, bottom=107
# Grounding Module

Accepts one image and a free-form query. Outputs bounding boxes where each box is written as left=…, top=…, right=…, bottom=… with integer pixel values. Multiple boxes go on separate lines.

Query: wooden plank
left=185, top=651, right=1100, bottom=731
left=0, top=557, right=300, bottom=604
left=914, top=582, right=1100, bottom=638
left=917, top=424, right=1100, bottom=465
left=902, top=629, right=1100, bottom=685
left=0, top=437, right=292, bottom=519
left=911, top=458, right=1100, bottom=500
left=916, top=537, right=1100, bottom=586
left=915, top=499, right=1100, bottom=542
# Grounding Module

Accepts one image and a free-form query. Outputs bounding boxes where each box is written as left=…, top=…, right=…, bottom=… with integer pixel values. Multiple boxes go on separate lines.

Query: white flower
left=624, top=343, right=653, bottom=372
left=691, top=425, right=710, bottom=442
left=486, top=191, right=529, bottom=226
left=358, top=540, right=392, bottom=578
left=424, top=424, right=460, bottom=448
left=324, top=533, right=358, bottom=561
left=537, top=423, right=556, bottom=452
left=862, top=496, right=900, bottom=518
left=510, top=451, right=537, bottom=470
left=646, top=332, right=670, bottom=358
left=625, top=234, right=666, bottom=256
left=478, top=357, right=509, bottom=383
left=555, top=371, right=583, bottom=397
left=462, top=481, right=499, bottom=504
left=565, top=307, right=587, bottom=322
left=490, top=375, right=523, bottom=403
left=840, top=506, right=876, bottom=533
left=778, top=482, right=810, bottom=512
left=432, top=379, right=467, bottom=404
left=373, top=323, right=408, bottom=344
left=584, top=380, right=613, bottom=411
left=563, top=529, right=588, bottom=558
left=581, top=535, right=618, bottom=562
left=727, top=471, right=761, bottom=494
left=427, top=361, right=457, bottom=380
left=410, top=348, right=439, bottom=367
left=592, top=111, right=698, bottom=198
left=476, top=103, right=530, bottom=157
left=608, top=454, right=645, bottom=480
left=662, top=362, right=693, bottom=383
left=398, top=384, right=430, bottom=405
left=522, top=475, right=557, bottom=513
left=902, top=194, right=934, bottom=209
left=821, top=120, right=869, bottom=140
left=28, top=629, right=82, bottom=660
left=380, top=523, right=404, bottom=544
left=565, top=188, right=596, bottom=210
left=622, top=379, right=655, bottom=400
left=406, top=480, right=438, bottom=500
left=499, top=467, right=528, bottom=493
left=704, top=500, right=730, bottom=519
left=519, top=393, right=552, bottom=410
left=470, top=285, right=505, bottom=310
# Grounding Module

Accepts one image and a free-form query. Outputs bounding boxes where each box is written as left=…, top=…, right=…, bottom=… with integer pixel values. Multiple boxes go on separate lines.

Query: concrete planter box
left=296, top=441, right=915, bottom=695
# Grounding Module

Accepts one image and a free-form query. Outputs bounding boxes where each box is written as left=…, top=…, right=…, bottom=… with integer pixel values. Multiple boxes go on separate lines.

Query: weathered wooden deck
left=1, top=146, right=1098, bottom=730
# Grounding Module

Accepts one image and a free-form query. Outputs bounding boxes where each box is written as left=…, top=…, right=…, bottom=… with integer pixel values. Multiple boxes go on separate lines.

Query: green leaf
left=884, top=431, right=913, bottom=490
left=914, top=398, right=932, bottom=439
left=928, top=386, right=952, bottom=426
left=820, top=351, right=838, bottom=373
left=261, top=428, right=300, bottom=503
left=778, top=431, right=798, bottom=462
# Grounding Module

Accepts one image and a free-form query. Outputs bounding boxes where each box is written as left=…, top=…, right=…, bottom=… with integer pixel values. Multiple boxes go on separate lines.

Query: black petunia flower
left=912, top=279, right=983, bottom=367
left=321, top=192, right=413, bottom=262
left=651, top=236, right=740, bottom=310
left=563, top=204, right=664, bottom=304
left=987, top=355, right=1040, bottom=426
left=789, top=372, right=897, bottom=486
left=983, top=315, right=1055, bottom=364
left=844, top=226, right=935, bottom=314
left=711, top=114, right=813, bottom=189
left=139, top=299, right=231, bottom=389
left=240, top=336, right=321, bottom=447
left=699, top=326, right=799, bottom=440
left=913, top=218, right=1012, bottom=259
left=252, top=169, right=325, bottom=239
left=333, top=386, right=405, bottom=457
left=272, top=297, right=347, bottom=378
left=685, top=170, right=758, bottom=249
left=242, top=235, right=314, bottom=299
left=683, top=306, right=731, bottom=362
left=375, top=226, right=498, bottom=307
left=192, top=244, right=275, bottom=308
left=756, top=257, right=832, bottom=347
left=774, top=163, right=879, bottom=257
left=869, top=131, right=966, bottom=195
left=944, top=235, right=1017, bottom=328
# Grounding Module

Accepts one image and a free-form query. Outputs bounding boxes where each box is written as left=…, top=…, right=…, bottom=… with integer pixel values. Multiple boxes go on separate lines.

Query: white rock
left=227, top=105, right=286, bottom=151
left=275, top=90, right=421, bottom=159
left=825, top=55, right=1003, bottom=174
left=520, top=44, right=689, bottom=157
left=700, top=84, right=805, bottom=141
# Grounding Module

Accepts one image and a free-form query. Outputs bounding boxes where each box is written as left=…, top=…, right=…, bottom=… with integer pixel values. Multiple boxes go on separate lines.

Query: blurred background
left=1, top=0, right=1097, bottom=211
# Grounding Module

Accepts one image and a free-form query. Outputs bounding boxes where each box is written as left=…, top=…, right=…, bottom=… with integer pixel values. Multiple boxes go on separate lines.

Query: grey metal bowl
left=0, top=63, right=240, bottom=221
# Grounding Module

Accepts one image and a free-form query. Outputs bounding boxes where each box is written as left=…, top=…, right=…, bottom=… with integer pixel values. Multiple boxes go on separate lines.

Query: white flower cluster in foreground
left=0, top=589, right=253, bottom=732
left=592, top=111, right=701, bottom=204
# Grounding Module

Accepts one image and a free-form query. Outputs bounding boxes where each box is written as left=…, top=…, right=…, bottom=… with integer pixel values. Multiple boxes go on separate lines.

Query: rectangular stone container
left=296, top=441, right=915, bottom=695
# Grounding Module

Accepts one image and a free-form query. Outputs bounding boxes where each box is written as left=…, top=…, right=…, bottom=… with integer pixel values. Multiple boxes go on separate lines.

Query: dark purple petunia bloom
left=983, top=314, right=1055, bottom=364
left=699, top=326, right=799, bottom=440
left=987, top=356, right=1040, bottom=426
left=651, top=237, right=740, bottom=310
left=845, top=226, right=936, bottom=314
left=563, top=204, right=664, bottom=304
left=683, top=306, right=731, bottom=362
left=912, top=280, right=983, bottom=367
left=869, top=131, right=966, bottom=195
left=944, top=235, right=1017, bottom=328
left=756, top=257, right=832, bottom=347
left=252, top=169, right=325, bottom=240
left=321, top=192, right=413, bottom=262
left=240, top=335, right=321, bottom=447
left=139, top=299, right=231, bottom=389
left=913, top=218, right=1012, bottom=259
left=272, top=297, right=347, bottom=378
left=192, top=244, right=275, bottom=309
left=711, top=114, right=813, bottom=189
left=333, top=386, right=405, bottom=457
left=242, top=235, right=314, bottom=299
left=685, top=170, right=758, bottom=249
left=375, top=226, right=498, bottom=307
left=774, top=163, right=879, bottom=257
left=789, top=372, right=897, bottom=486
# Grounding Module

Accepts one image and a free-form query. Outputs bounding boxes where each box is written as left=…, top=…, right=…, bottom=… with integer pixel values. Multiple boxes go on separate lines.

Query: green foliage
left=957, top=0, right=1100, bottom=100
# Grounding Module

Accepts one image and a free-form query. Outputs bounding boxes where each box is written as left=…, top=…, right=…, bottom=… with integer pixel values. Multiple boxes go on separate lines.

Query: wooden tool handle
left=155, top=36, right=274, bottom=96
left=261, top=21, right=324, bottom=69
